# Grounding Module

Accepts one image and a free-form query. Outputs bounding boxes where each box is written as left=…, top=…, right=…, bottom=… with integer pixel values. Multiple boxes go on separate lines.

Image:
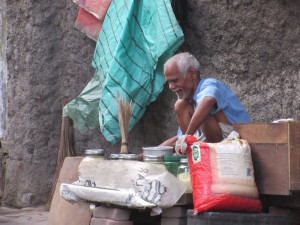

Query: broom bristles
left=47, top=98, right=74, bottom=209
left=116, top=94, right=133, bottom=154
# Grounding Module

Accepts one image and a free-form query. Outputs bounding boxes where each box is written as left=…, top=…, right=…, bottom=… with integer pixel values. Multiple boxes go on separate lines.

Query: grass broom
left=116, top=93, right=133, bottom=154
left=47, top=97, right=74, bottom=208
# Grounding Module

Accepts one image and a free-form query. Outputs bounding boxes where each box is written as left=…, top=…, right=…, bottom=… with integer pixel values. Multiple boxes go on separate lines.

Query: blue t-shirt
left=177, top=78, right=251, bottom=136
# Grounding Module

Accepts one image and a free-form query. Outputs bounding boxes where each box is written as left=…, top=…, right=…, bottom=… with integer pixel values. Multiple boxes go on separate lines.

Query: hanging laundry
left=73, top=0, right=112, bottom=20
left=65, top=0, right=184, bottom=143
left=75, top=8, right=103, bottom=41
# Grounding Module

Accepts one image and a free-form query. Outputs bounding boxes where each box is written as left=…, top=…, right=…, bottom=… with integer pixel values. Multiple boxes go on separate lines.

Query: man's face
left=164, top=63, right=194, bottom=100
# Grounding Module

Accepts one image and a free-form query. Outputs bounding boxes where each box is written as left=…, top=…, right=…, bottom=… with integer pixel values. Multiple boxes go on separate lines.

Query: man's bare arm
left=159, top=135, right=178, bottom=147
left=185, top=96, right=216, bottom=135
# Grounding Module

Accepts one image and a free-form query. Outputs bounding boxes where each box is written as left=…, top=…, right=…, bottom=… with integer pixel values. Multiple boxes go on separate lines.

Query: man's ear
left=188, top=67, right=197, bottom=79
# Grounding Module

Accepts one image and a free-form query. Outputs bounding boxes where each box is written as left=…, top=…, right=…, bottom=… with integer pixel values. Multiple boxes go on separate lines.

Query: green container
left=164, top=155, right=186, bottom=177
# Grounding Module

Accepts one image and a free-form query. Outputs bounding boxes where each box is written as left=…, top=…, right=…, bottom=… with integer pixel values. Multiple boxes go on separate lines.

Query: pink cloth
left=73, top=0, right=111, bottom=20
left=75, top=8, right=103, bottom=41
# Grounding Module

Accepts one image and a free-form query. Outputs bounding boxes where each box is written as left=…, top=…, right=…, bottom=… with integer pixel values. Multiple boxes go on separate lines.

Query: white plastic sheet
left=60, top=160, right=186, bottom=215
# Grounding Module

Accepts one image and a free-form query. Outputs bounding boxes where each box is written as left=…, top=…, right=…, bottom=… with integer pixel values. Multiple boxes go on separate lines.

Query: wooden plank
left=250, top=144, right=290, bottom=195
left=233, top=123, right=288, bottom=144
left=48, top=157, right=92, bottom=225
left=233, top=122, right=300, bottom=194
left=289, top=123, right=300, bottom=190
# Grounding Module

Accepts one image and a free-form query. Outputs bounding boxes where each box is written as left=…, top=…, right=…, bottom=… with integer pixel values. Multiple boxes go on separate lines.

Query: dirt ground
left=0, top=206, right=48, bottom=225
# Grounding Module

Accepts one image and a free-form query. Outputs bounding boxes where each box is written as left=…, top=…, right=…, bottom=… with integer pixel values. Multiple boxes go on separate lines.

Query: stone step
left=162, top=206, right=190, bottom=218
left=187, top=210, right=294, bottom=225
left=90, top=218, right=133, bottom=225
left=161, top=217, right=187, bottom=225
left=93, top=206, right=131, bottom=221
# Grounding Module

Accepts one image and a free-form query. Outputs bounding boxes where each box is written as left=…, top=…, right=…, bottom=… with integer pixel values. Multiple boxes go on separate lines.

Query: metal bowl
left=142, top=146, right=174, bottom=156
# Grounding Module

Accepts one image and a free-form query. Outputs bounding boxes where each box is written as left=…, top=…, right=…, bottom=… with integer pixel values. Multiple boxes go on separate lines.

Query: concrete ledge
left=90, top=218, right=133, bottom=225
left=161, top=217, right=187, bottom=225
left=162, top=206, right=190, bottom=218
left=93, top=206, right=131, bottom=221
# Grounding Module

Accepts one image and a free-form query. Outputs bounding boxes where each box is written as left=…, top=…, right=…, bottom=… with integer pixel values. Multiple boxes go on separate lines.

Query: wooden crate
left=233, top=122, right=300, bottom=195
left=48, top=157, right=92, bottom=225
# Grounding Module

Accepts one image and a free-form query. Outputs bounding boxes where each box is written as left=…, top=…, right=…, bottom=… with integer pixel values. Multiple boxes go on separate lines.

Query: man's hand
left=175, top=135, right=188, bottom=155
left=159, top=136, right=178, bottom=147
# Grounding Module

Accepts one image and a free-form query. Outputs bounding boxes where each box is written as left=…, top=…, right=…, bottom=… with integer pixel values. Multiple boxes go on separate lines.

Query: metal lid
left=110, top=153, right=137, bottom=160
left=142, top=146, right=173, bottom=151
left=180, top=158, right=188, bottom=164
left=143, top=155, right=164, bottom=162
left=85, top=149, right=105, bottom=156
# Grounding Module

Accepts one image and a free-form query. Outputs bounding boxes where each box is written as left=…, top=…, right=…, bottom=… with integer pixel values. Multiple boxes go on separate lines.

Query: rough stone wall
left=0, top=0, right=7, bottom=207
left=2, top=0, right=97, bottom=207
left=0, top=0, right=175, bottom=207
left=0, top=0, right=299, bottom=208
left=182, top=0, right=300, bottom=122
left=0, top=0, right=7, bottom=138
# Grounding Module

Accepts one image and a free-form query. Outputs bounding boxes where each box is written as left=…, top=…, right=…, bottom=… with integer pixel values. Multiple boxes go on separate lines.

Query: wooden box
left=233, top=122, right=300, bottom=195
left=48, top=157, right=92, bottom=225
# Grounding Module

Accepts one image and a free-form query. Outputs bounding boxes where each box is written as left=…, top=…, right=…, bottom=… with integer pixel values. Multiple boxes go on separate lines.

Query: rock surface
left=0, top=206, right=48, bottom=225
left=183, top=0, right=300, bottom=122
left=0, top=0, right=299, bottom=207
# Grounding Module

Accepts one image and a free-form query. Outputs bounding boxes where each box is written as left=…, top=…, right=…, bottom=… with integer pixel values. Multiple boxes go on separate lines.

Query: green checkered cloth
left=65, top=0, right=184, bottom=143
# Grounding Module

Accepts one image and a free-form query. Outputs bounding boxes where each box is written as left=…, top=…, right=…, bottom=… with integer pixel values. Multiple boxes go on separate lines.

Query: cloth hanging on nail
left=73, top=0, right=111, bottom=41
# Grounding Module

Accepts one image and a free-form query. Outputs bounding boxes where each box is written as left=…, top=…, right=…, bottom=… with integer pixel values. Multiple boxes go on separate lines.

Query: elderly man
left=160, top=52, right=251, bottom=149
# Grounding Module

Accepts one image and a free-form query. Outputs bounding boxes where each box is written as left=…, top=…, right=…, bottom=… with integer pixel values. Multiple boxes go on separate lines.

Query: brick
left=93, top=206, right=131, bottom=221
left=161, top=217, right=187, bottom=225
left=162, top=207, right=189, bottom=218
left=90, top=218, right=133, bottom=225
